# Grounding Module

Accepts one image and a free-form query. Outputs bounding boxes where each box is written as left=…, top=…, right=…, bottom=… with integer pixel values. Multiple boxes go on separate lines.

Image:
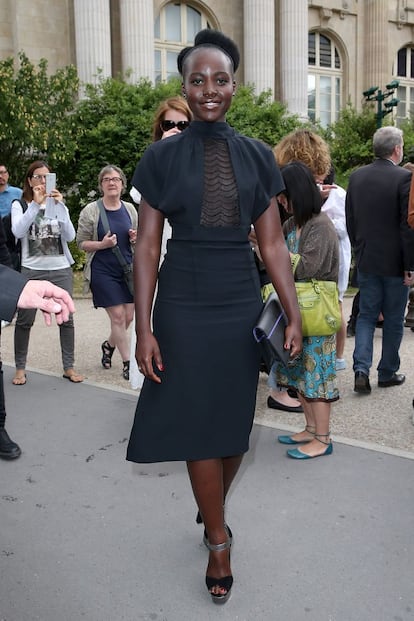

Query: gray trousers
left=14, top=267, right=75, bottom=371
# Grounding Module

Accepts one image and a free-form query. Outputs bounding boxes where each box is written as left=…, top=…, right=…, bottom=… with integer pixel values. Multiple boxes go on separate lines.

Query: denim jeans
left=353, top=271, right=408, bottom=381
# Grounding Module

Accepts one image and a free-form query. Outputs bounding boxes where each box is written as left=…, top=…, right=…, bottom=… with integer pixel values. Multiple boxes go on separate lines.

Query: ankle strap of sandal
left=206, top=537, right=231, bottom=552
left=314, top=433, right=331, bottom=446
left=305, top=425, right=316, bottom=434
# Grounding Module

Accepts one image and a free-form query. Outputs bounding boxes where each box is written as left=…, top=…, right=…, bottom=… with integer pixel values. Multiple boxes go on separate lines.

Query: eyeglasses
left=102, top=176, right=122, bottom=184
left=0, top=169, right=8, bottom=175
left=31, top=174, right=47, bottom=180
left=160, top=120, right=190, bottom=132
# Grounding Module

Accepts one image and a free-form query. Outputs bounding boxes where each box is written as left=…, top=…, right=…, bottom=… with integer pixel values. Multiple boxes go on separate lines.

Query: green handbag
left=295, top=279, right=341, bottom=337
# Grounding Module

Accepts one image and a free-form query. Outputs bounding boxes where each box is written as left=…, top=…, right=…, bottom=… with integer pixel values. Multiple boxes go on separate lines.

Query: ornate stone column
left=119, top=0, right=154, bottom=83
left=364, top=0, right=389, bottom=91
left=279, top=0, right=308, bottom=119
left=73, top=0, right=112, bottom=86
left=243, top=0, right=275, bottom=96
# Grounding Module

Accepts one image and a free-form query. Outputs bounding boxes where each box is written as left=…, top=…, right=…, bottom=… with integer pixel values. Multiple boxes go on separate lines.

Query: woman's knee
left=107, top=306, right=126, bottom=327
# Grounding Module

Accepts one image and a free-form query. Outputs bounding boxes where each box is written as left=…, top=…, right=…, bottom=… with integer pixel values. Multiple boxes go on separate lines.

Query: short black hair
left=280, top=161, right=322, bottom=228
left=177, top=29, right=240, bottom=75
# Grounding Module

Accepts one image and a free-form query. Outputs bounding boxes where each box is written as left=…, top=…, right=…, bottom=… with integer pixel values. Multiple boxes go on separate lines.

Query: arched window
left=394, top=46, right=414, bottom=125
left=154, top=2, right=212, bottom=83
left=308, top=32, right=342, bottom=127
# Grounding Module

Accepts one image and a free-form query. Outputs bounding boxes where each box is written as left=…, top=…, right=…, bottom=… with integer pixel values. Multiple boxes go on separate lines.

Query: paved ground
left=1, top=294, right=414, bottom=620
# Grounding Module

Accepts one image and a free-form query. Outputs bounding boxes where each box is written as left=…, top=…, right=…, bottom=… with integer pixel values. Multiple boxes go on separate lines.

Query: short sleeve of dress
left=250, top=143, right=285, bottom=223
left=131, top=145, right=160, bottom=209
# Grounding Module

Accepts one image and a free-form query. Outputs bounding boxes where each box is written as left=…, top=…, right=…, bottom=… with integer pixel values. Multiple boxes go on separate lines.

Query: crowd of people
left=1, top=27, right=414, bottom=606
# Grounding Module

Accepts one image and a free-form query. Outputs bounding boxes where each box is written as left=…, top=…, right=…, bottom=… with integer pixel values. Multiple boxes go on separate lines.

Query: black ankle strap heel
left=205, top=537, right=233, bottom=604
left=101, top=340, right=115, bottom=369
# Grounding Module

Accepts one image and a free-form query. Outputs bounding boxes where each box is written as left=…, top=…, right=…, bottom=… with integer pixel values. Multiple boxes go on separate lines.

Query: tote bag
left=295, top=279, right=340, bottom=337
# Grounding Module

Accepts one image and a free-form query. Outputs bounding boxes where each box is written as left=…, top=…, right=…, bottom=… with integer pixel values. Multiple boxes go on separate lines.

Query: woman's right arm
left=134, top=199, right=164, bottom=383
left=79, top=236, right=114, bottom=253
left=77, top=204, right=115, bottom=252
left=11, top=199, right=40, bottom=239
left=76, top=206, right=94, bottom=251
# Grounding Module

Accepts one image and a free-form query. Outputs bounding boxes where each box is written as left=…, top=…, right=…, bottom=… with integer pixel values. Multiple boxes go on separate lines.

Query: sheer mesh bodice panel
left=200, top=138, right=240, bottom=227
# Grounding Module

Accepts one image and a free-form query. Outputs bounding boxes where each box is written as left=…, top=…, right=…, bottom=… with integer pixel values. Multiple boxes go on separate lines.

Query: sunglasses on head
left=160, top=120, right=190, bottom=132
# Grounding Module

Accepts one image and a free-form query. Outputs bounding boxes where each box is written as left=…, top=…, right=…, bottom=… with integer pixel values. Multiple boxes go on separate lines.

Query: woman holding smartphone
left=11, top=160, right=83, bottom=385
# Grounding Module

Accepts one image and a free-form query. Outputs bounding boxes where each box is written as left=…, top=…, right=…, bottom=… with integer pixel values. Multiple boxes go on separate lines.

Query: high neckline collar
left=188, top=121, right=235, bottom=139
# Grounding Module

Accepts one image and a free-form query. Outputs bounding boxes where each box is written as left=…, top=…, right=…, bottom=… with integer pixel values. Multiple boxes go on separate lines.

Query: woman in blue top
left=126, top=30, right=302, bottom=603
left=77, top=165, right=138, bottom=380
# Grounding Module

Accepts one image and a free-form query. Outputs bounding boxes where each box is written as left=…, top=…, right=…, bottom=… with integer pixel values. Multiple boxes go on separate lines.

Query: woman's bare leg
left=285, top=394, right=316, bottom=442
left=187, top=457, right=242, bottom=594
left=105, top=303, right=134, bottom=361
left=293, top=400, right=331, bottom=456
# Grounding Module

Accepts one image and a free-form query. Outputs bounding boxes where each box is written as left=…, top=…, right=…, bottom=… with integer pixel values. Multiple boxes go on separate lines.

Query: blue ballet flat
left=278, top=435, right=312, bottom=445
left=278, top=425, right=315, bottom=445
left=287, top=441, right=333, bottom=459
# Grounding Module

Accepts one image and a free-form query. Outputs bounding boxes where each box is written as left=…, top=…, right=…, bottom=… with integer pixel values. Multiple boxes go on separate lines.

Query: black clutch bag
left=253, top=293, right=290, bottom=369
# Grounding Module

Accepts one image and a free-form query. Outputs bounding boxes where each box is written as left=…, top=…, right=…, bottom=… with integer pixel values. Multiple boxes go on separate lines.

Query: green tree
left=399, top=118, right=414, bottom=162
left=71, top=78, right=182, bottom=205
left=322, top=103, right=378, bottom=187
left=228, top=85, right=301, bottom=146
left=0, top=52, right=79, bottom=187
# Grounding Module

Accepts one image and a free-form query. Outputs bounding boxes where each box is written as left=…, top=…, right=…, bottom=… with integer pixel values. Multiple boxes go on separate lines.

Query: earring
left=183, top=93, right=187, bottom=99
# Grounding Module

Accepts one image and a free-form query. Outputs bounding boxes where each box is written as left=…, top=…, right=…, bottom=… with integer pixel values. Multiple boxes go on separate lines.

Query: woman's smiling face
left=182, top=46, right=235, bottom=123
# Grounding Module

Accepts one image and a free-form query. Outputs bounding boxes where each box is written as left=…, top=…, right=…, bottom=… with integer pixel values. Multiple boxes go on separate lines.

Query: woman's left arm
left=57, top=205, right=76, bottom=242
left=49, top=189, right=76, bottom=242
left=125, top=202, right=138, bottom=246
left=255, top=198, right=302, bottom=357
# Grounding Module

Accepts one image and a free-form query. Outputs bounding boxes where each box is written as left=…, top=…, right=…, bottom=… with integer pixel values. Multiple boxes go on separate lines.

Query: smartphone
left=45, top=172, right=56, bottom=194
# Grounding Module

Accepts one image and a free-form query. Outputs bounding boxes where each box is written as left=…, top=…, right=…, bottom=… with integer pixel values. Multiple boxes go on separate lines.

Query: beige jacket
left=76, top=199, right=138, bottom=294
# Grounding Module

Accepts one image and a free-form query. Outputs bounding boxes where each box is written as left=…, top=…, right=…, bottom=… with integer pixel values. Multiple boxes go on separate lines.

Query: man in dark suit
left=346, top=126, right=414, bottom=394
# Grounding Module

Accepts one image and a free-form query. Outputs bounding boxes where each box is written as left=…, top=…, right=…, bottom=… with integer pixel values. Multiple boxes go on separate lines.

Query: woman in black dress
left=127, top=30, right=302, bottom=603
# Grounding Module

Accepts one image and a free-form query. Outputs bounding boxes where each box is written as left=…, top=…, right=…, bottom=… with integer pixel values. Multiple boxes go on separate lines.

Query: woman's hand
left=284, top=322, right=303, bottom=360
left=161, top=128, right=182, bottom=139
left=317, top=183, right=336, bottom=201
left=404, top=270, right=414, bottom=286
left=128, top=228, right=137, bottom=244
left=32, top=184, right=47, bottom=205
left=136, top=332, right=164, bottom=383
left=49, top=188, right=63, bottom=203
left=101, top=231, right=117, bottom=248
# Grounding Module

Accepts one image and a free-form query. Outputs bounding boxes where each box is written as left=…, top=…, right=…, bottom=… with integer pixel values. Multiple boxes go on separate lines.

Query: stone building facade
left=1, top=0, right=414, bottom=126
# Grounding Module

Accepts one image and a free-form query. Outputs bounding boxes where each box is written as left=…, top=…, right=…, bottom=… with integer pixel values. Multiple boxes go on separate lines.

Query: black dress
left=126, top=122, right=284, bottom=463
